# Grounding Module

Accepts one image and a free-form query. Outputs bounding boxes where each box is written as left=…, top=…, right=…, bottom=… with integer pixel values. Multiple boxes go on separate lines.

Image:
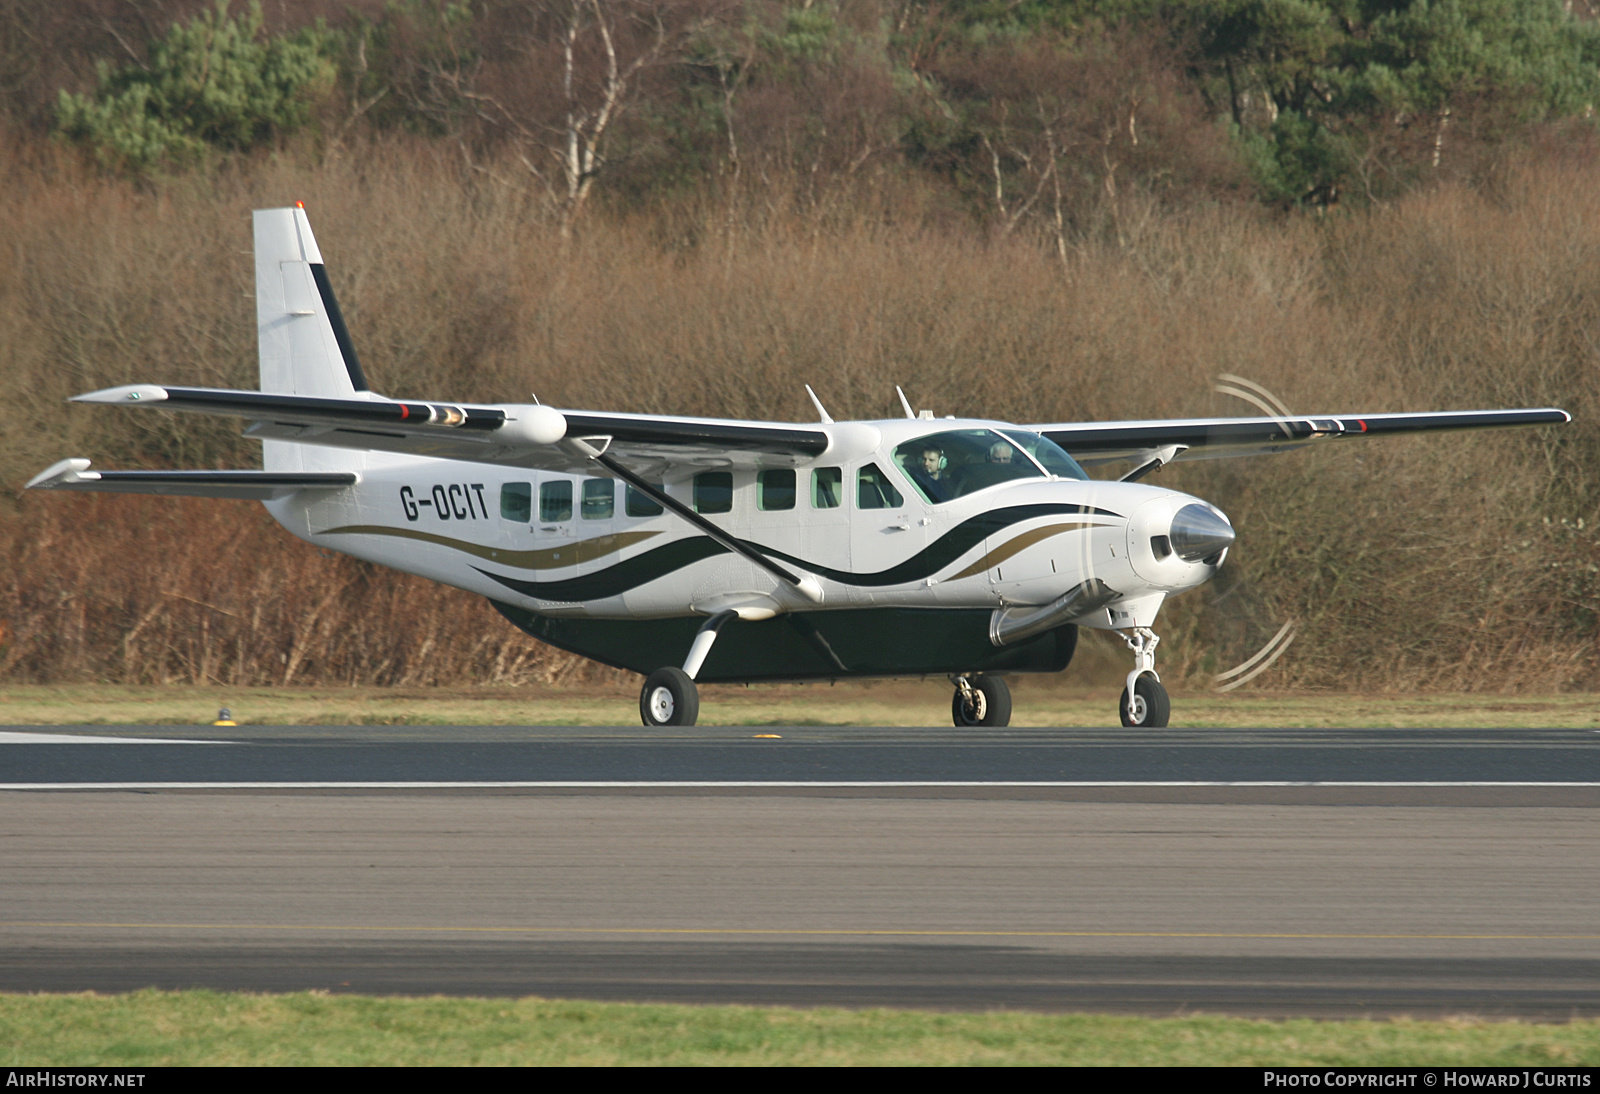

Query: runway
left=4, top=724, right=1600, bottom=789
left=3, top=725, right=1599, bottom=1016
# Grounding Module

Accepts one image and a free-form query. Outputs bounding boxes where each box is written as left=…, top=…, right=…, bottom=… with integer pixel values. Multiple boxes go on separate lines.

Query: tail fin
left=253, top=206, right=368, bottom=398
left=254, top=206, right=369, bottom=473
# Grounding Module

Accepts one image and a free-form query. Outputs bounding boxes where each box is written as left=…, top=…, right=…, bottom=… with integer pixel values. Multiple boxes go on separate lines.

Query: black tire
left=640, top=667, right=699, bottom=727
left=1118, top=674, right=1170, bottom=728
left=951, top=675, right=1012, bottom=727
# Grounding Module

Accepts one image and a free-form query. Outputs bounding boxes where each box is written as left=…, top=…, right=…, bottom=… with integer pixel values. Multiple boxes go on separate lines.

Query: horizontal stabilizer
left=26, top=459, right=358, bottom=500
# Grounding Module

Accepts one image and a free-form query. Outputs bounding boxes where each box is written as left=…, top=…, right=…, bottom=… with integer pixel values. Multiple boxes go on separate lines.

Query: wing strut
left=1119, top=445, right=1188, bottom=483
left=591, top=452, right=824, bottom=604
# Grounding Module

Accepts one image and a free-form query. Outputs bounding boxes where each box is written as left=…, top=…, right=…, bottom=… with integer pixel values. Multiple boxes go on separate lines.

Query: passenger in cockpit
left=951, top=440, right=1019, bottom=494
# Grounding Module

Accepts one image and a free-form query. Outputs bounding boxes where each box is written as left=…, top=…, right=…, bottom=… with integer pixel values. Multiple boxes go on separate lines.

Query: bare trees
left=929, top=32, right=1243, bottom=254
left=416, top=0, right=725, bottom=239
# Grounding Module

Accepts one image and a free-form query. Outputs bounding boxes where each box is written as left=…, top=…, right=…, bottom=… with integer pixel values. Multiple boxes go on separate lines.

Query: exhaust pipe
left=990, top=579, right=1119, bottom=647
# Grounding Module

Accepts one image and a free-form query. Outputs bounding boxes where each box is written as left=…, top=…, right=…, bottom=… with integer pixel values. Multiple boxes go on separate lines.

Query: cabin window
left=625, top=483, right=664, bottom=517
left=500, top=482, right=531, bottom=522
left=812, top=467, right=842, bottom=509
left=581, top=478, right=615, bottom=520
left=539, top=480, right=572, bottom=522
left=758, top=469, right=796, bottom=511
left=856, top=463, right=903, bottom=510
left=694, top=471, right=734, bottom=514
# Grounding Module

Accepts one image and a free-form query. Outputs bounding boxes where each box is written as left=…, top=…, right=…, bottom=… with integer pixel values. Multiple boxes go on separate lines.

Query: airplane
left=26, top=205, right=1572, bottom=728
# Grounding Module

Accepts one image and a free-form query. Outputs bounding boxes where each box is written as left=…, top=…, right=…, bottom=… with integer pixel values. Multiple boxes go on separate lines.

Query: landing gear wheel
left=1119, top=674, right=1170, bottom=728
left=951, top=675, right=1012, bottom=727
left=640, top=667, right=699, bottom=727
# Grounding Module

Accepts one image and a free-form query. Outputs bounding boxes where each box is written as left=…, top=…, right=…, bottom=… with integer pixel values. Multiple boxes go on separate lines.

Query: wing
left=57, top=383, right=835, bottom=601
left=26, top=459, right=358, bottom=500
left=67, top=384, right=831, bottom=477
left=1030, top=409, right=1572, bottom=469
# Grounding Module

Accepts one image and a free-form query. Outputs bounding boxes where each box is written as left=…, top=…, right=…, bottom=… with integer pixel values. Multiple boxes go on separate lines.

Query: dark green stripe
left=759, top=504, right=1119, bottom=587
left=475, top=503, right=1121, bottom=601
left=475, top=537, right=729, bottom=601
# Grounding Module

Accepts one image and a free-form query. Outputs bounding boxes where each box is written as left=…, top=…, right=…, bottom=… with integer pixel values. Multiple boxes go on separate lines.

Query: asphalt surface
left=3, top=724, right=1600, bottom=787
left=3, top=725, right=1599, bottom=1016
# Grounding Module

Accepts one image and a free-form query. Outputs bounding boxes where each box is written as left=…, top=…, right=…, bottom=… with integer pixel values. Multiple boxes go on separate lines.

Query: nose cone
left=1169, top=503, right=1234, bottom=563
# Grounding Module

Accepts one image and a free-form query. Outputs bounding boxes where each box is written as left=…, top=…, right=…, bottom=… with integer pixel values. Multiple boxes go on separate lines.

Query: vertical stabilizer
left=254, top=206, right=369, bottom=398
left=253, top=206, right=369, bottom=472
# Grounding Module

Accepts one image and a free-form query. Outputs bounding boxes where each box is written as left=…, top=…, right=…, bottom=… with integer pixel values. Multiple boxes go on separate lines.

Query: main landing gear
left=640, top=666, right=698, bottom=726
left=639, top=610, right=738, bottom=727
left=1118, top=627, right=1170, bottom=727
left=951, top=674, right=1011, bottom=727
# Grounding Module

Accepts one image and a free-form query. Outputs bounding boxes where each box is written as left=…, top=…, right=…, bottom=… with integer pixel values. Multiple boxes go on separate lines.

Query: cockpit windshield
left=999, top=430, right=1088, bottom=481
left=891, top=428, right=1085, bottom=505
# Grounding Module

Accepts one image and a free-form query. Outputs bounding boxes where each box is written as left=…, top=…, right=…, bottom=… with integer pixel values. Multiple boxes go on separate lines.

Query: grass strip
left=2, top=991, right=1599, bottom=1066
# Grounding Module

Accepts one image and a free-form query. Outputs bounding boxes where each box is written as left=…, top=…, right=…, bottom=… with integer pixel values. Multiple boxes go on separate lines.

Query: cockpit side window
left=892, top=429, right=1044, bottom=504
left=856, top=463, right=903, bottom=510
left=812, top=467, right=842, bottom=509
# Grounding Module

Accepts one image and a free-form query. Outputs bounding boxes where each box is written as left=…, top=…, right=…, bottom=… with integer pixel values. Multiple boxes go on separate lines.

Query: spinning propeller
left=1200, top=374, right=1301, bottom=693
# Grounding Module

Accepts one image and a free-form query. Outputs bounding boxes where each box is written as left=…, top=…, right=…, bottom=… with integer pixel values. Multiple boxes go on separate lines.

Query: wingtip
left=26, top=458, right=93, bottom=490
left=70, top=384, right=170, bottom=405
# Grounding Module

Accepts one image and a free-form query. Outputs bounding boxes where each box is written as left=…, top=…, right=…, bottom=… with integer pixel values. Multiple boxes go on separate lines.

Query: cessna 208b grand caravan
left=28, top=206, right=1571, bottom=727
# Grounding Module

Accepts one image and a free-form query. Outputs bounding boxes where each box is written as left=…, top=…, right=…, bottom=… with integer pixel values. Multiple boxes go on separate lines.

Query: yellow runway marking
left=6, top=922, right=1598, bottom=941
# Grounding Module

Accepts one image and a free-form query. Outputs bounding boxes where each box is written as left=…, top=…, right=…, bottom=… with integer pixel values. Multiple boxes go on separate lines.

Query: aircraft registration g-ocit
left=28, top=206, right=1572, bottom=727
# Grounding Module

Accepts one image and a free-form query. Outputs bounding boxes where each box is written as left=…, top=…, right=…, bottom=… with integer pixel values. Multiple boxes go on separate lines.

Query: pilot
left=907, top=445, right=950, bottom=502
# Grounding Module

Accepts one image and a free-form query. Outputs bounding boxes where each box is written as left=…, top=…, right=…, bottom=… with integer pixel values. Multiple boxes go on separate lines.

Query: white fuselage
left=266, top=417, right=1226, bottom=631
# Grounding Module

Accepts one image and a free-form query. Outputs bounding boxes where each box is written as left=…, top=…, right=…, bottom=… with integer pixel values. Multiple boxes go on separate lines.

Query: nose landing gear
left=951, top=674, right=1012, bottom=727
left=1118, top=628, right=1170, bottom=727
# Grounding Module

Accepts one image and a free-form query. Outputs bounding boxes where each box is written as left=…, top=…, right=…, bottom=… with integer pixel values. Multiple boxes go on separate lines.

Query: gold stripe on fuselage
left=946, top=521, right=1103, bottom=581
left=317, top=525, right=661, bottom=570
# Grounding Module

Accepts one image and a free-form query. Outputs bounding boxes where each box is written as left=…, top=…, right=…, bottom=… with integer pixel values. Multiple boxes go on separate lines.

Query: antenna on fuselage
left=895, top=386, right=915, bottom=420
left=804, top=384, right=834, bottom=424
